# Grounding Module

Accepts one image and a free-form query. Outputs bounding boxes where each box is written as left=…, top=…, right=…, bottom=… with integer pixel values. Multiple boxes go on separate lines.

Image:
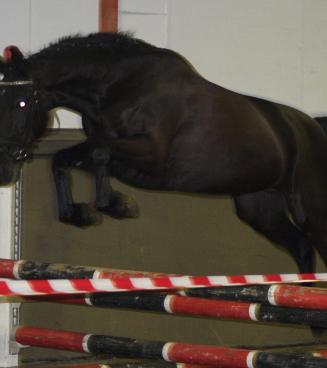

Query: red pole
left=14, top=326, right=327, bottom=368
left=15, top=326, right=85, bottom=352
left=0, top=258, right=172, bottom=280
left=45, top=364, right=215, bottom=368
left=268, top=284, right=327, bottom=310
left=0, top=258, right=16, bottom=278
left=14, top=326, right=253, bottom=368
left=99, top=0, right=118, bottom=32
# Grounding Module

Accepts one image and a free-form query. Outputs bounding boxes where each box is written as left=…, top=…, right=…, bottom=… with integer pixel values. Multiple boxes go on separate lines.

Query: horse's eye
left=18, top=100, right=27, bottom=108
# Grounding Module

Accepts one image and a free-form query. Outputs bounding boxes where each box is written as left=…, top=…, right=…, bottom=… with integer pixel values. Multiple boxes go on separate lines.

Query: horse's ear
left=3, top=46, right=24, bottom=63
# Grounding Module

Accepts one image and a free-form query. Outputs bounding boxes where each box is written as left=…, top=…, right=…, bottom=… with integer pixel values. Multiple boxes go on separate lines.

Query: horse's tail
left=314, top=116, right=327, bottom=135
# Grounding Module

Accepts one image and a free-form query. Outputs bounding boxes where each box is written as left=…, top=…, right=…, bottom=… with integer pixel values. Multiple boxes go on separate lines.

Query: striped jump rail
left=14, top=326, right=327, bottom=368
left=2, top=275, right=327, bottom=303
left=3, top=258, right=327, bottom=310
left=1, top=258, right=327, bottom=286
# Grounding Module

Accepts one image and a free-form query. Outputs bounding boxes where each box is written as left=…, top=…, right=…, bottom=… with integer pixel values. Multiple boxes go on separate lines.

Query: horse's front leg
left=52, top=142, right=139, bottom=227
left=92, top=146, right=139, bottom=219
left=52, top=142, right=99, bottom=226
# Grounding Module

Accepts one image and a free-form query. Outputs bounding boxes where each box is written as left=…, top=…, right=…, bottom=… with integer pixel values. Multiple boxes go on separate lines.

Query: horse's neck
left=28, top=50, right=152, bottom=121
left=28, top=57, right=111, bottom=119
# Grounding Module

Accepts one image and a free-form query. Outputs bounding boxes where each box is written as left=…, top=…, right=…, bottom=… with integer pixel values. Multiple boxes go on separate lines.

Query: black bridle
left=0, top=78, right=37, bottom=162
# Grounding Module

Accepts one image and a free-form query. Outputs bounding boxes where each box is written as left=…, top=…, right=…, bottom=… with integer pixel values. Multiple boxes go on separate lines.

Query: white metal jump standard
left=0, top=181, right=22, bottom=367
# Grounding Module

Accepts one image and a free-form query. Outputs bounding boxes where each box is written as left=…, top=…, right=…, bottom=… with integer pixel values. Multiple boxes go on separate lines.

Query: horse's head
left=0, top=46, right=48, bottom=185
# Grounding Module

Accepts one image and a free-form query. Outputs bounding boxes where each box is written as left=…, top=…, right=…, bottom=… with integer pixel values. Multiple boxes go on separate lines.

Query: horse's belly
left=166, top=135, right=284, bottom=195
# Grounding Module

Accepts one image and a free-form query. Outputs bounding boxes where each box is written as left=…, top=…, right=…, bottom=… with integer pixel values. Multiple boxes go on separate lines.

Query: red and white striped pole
left=1, top=258, right=326, bottom=286
left=3, top=258, right=327, bottom=310
left=2, top=275, right=327, bottom=300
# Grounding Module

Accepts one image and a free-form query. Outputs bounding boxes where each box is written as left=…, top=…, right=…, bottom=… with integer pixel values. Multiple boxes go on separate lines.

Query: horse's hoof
left=97, top=192, right=140, bottom=219
left=60, top=203, right=100, bottom=227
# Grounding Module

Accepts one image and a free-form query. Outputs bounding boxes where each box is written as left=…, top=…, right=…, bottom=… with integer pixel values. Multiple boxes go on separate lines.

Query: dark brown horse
left=0, top=32, right=326, bottom=273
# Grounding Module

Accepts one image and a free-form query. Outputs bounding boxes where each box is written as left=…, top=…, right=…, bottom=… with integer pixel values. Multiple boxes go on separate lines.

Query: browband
left=0, top=80, right=33, bottom=86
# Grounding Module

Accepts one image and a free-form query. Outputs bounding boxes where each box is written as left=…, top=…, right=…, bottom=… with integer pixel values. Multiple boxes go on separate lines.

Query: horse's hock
left=19, top=129, right=325, bottom=364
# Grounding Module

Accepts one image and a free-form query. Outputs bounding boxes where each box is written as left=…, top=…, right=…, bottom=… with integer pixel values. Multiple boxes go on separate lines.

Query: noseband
left=0, top=78, right=36, bottom=162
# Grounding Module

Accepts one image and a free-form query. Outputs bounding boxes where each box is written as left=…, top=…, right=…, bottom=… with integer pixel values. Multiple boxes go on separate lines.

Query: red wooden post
left=99, top=0, right=118, bottom=32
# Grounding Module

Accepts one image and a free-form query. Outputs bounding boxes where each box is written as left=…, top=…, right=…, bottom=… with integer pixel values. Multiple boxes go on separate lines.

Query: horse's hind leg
left=293, top=165, right=327, bottom=270
left=234, top=190, right=314, bottom=273
left=301, top=198, right=327, bottom=270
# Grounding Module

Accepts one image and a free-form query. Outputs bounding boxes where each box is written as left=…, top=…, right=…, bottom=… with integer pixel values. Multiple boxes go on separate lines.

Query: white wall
left=119, top=0, right=168, bottom=47
left=30, top=0, right=99, bottom=129
left=120, top=0, right=327, bottom=116
left=0, top=1, right=98, bottom=365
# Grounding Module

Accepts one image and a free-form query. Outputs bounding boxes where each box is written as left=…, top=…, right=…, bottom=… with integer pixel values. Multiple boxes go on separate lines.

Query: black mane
left=28, top=32, right=159, bottom=62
